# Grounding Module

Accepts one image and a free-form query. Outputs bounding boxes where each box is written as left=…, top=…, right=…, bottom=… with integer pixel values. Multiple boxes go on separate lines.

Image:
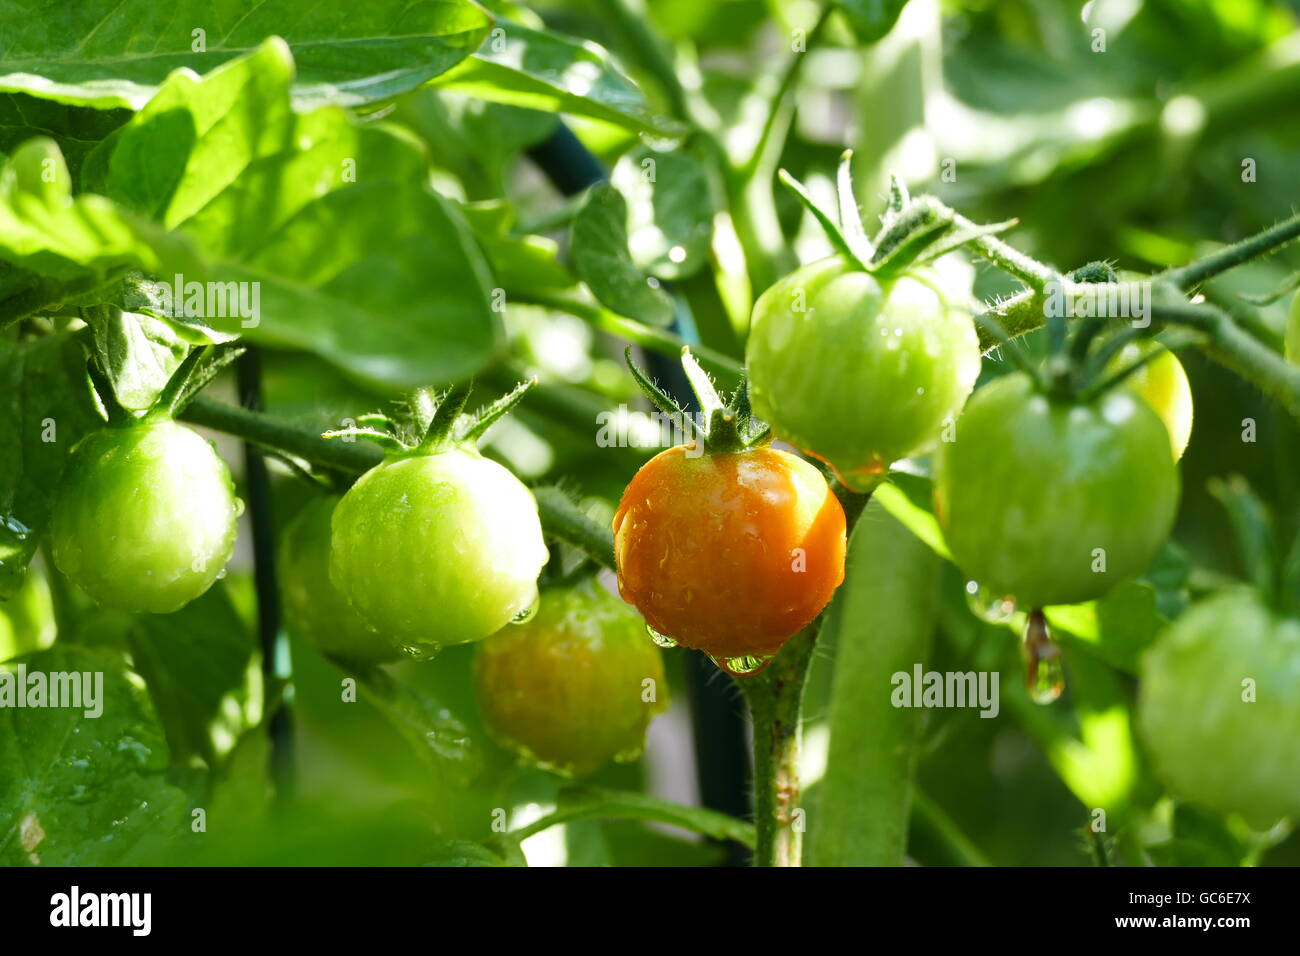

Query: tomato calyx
left=322, top=378, right=538, bottom=458
left=977, top=265, right=1199, bottom=410
left=86, top=342, right=246, bottom=429
left=624, top=346, right=769, bottom=455
left=777, top=150, right=1017, bottom=281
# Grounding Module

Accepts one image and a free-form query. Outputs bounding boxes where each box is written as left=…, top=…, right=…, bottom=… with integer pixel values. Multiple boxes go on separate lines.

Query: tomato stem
left=741, top=623, right=819, bottom=867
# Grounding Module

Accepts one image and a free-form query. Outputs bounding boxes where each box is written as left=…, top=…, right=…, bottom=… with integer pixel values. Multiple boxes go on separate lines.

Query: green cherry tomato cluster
left=474, top=577, right=667, bottom=777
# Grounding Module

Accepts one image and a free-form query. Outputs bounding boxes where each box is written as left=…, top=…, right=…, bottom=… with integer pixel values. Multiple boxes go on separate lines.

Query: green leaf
left=837, top=1, right=913, bottom=45
left=1146, top=805, right=1251, bottom=867
left=1044, top=582, right=1165, bottom=675
left=87, top=41, right=502, bottom=388
left=82, top=302, right=189, bottom=411
left=0, top=645, right=188, bottom=865
left=809, top=500, right=940, bottom=865
left=874, top=476, right=952, bottom=561
left=0, top=0, right=493, bottom=111
left=462, top=200, right=574, bottom=291
left=0, top=137, right=190, bottom=285
left=126, top=586, right=259, bottom=768
left=571, top=184, right=676, bottom=327
left=364, top=668, right=486, bottom=787
left=0, top=332, right=102, bottom=599
left=611, top=149, right=714, bottom=281
left=0, top=93, right=129, bottom=182
left=394, top=89, right=558, bottom=198
left=432, top=20, right=685, bottom=137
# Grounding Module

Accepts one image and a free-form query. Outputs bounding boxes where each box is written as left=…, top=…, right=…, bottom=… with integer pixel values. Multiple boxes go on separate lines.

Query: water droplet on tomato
left=964, top=580, right=1016, bottom=623
left=712, top=654, right=773, bottom=677
left=400, top=644, right=439, bottom=661
left=510, top=591, right=540, bottom=625
left=646, top=624, right=677, bottom=648
left=1023, top=608, right=1064, bottom=704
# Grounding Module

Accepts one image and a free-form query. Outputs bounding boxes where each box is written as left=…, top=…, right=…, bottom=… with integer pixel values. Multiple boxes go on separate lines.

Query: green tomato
left=279, top=495, right=398, bottom=666
left=934, top=372, right=1179, bottom=607
left=1287, top=290, right=1300, bottom=365
left=330, top=447, right=548, bottom=652
left=746, top=257, right=980, bottom=490
left=1108, top=342, right=1193, bottom=460
left=50, top=421, right=240, bottom=614
left=0, top=571, right=56, bottom=661
left=1138, top=591, right=1300, bottom=827
left=473, top=577, right=667, bottom=776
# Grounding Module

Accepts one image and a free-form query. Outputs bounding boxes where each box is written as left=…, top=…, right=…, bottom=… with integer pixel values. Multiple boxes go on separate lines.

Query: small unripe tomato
left=473, top=578, right=667, bottom=776
left=934, top=372, right=1178, bottom=608
left=279, top=496, right=399, bottom=666
left=613, top=444, right=846, bottom=660
left=746, top=257, right=980, bottom=490
left=1287, top=290, right=1300, bottom=365
left=330, top=447, right=548, bottom=653
left=0, top=571, right=56, bottom=661
left=50, top=421, right=240, bottom=613
left=1108, top=342, right=1193, bottom=460
left=1138, top=591, right=1300, bottom=827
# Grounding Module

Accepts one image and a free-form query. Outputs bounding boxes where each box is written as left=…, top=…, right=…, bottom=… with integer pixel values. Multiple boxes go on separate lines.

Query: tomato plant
left=473, top=577, right=667, bottom=776
left=3, top=0, right=1300, bottom=879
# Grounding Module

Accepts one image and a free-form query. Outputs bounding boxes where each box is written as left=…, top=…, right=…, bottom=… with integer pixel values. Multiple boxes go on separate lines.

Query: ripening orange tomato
left=612, top=444, right=846, bottom=661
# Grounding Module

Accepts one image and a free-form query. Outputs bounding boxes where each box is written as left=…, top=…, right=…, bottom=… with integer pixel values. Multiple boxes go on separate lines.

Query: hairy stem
left=742, top=625, right=818, bottom=867
left=1154, top=301, right=1300, bottom=418
left=1159, top=212, right=1300, bottom=289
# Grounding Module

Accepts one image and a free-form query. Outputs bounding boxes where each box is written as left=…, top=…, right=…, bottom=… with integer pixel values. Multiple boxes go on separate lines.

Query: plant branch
left=1152, top=300, right=1300, bottom=418
left=531, top=486, right=616, bottom=570
left=498, top=785, right=755, bottom=852
left=740, top=623, right=819, bottom=867
left=602, top=0, right=690, bottom=119
left=178, top=397, right=622, bottom=567
left=1159, top=212, right=1300, bottom=289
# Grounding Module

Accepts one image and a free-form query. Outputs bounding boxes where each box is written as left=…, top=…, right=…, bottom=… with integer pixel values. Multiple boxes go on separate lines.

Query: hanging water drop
left=510, top=591, right=541, bottom=625
left=713, top=653, right=774, bottom=677
left=646, top=624, right=677, bottom=648
left=964, top=580, right=1016, bottom=623
left=1023, top=608, right=1064, bottom=704
left=400, top=644, right=439, bottom=662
